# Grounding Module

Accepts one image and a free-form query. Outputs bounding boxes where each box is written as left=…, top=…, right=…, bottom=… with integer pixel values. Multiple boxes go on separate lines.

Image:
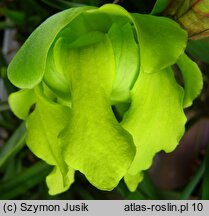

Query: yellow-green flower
left=8, top=4, right=202, bottom=195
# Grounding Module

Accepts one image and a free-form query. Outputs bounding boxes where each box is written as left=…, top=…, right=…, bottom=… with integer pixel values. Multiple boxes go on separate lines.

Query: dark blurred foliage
left=0, top=0, right=209, bottom=200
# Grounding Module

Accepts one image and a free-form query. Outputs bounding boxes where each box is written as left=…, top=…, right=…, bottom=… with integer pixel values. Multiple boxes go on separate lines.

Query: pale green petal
left=58, top=34, right=135, bottom=190
left=124, top=172, right=143, bottom=192
left=80, top=9, right=111, bottom=33
left=99, top=3, right=133, bottom=24
left=8, top=6, right=95, bottom=89
left=26, top=87, right=72, bottom=193
left=122, top=68, right=186, bottom=176
left=46, top=167, right=75, bottom=195
left=44, top=20, right=107, bottom=101
left=177, top=53, right=203, bottom=108
left=43, top=43, right=71, bottom=101
left=8, top=89, right=36, bottom=120
left=109, top=22, right=140, bottom=103
left=131, top=13, right=187, bottom=73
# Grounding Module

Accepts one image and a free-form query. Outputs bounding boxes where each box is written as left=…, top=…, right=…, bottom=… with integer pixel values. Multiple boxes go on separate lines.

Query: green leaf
left=0, top=8, right=26, bottom=25
left=59, top=34, right=135, bottom=190
left=9, top=89, right=36, bottom=120
left=139, top=172, right=159, bottom=199
left=7, top=6, right=95, bottom=89
left=177, top=53, right=203, bottom=108
left=151, top=0, right=170, bottom=15
left=0, top=21, right=14, bottom=30
left=0, top=102, right=10, bottom=112
left=108, top=22, right=140, bottom=103
left=122, top=68, right=186, bottom=185
left=116, top=181, right=147, bottom=199
left=202, top=143, right=209, bottom=200
left=187, top=38, right=209, bottom=64
left=180, top=161, right=205, bottom=200
left=42, top=0, right=87, bottom=10
left=26, top=87, right=74, bottom=195
left=126, top=190, right=147, bottom=200
left=0, top=161, right=50, bottom=199
left=0, top=122, right=26, bottom=168
left=131, top=13, right=187, bottom=73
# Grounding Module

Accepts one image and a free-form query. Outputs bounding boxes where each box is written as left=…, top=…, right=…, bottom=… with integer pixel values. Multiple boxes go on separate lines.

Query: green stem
left=139, top=172, right=159, bottom=199
left=180, top=160, right=205, bottom=200
left=0, top=161, right=51, bottom=199
left=0, top=122, right=26, bottom=167
left=202, top=141, right=209, bottom=199
left=116, top=182, right=147, bottom=200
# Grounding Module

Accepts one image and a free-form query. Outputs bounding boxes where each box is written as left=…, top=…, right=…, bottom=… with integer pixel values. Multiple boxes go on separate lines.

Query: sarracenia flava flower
left=8, top=4, right=203, bottom=195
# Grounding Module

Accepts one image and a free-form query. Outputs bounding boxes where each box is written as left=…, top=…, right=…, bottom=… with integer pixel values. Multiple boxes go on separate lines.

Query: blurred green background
left=0, top=0, right=209, bottom=200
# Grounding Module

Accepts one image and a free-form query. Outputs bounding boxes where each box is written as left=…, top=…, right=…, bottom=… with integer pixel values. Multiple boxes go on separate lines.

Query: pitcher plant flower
left=7, top=4, right=203, bottom=195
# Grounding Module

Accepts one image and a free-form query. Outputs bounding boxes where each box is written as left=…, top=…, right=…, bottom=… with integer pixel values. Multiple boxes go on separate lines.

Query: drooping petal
left=26, top=87, right=73, bottom=194
left=124, top=172, right=144, bottom=192
left=122, top=68, right=186, bottom=181
left=46, top=167, right=74, bottom=195
left=57, top=33, right=135, bottom=190
left=131, top=13, right=187, bottom=73
left=108, top=22, right=140, bottom=103
left=177, top=53, right=203, bottom=108
left=9, top=89, right=36, bottom=120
